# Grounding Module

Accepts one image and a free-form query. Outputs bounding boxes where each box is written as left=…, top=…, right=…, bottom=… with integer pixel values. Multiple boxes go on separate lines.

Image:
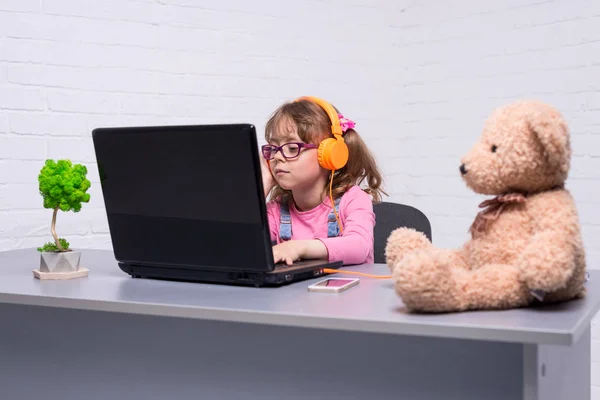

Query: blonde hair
left=265, top=99, right=386, bottom=204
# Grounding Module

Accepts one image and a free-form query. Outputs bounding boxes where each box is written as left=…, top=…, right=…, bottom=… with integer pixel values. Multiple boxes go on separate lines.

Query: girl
left=260, top=96, right=386, bottom=266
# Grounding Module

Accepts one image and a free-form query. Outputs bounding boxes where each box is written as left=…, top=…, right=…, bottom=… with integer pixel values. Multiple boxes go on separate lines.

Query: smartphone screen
left=314, top=279, right=354, bottom=287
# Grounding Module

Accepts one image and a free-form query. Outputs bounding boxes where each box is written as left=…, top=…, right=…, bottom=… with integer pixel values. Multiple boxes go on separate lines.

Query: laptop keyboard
left=273, top=259, right=327, bottom=271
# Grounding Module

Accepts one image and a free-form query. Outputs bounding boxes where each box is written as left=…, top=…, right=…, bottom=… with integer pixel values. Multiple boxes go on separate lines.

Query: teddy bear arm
left=519, top=193, right=581, bottom=292
left=518, top=231, right=577, bottom=293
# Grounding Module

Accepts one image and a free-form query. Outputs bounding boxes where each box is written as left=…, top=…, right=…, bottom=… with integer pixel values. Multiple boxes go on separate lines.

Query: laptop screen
left=92, top=124, right=273, bottom=271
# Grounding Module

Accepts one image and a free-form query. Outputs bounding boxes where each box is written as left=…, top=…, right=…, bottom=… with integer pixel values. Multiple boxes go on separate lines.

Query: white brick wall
left=0, top=0, right=599, bottom=393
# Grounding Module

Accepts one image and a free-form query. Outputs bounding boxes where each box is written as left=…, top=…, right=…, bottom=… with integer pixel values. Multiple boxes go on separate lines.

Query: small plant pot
left=33, top=250, right=89, bottom=280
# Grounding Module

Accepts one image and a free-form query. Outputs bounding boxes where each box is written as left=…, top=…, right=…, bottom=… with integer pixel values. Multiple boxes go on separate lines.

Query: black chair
left=372, top=202, right=432, bottom=264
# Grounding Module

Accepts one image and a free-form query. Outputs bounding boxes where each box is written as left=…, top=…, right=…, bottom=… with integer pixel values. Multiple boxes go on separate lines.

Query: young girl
left=260, top=96, right=386, bottom=266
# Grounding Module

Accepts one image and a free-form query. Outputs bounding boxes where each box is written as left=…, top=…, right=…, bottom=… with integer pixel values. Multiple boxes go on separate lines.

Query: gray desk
left=0, top=249, right=597, bottom=400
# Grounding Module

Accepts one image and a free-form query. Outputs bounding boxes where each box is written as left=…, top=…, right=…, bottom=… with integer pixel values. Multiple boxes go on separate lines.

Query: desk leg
left=523, top=327, right=591, bottom=400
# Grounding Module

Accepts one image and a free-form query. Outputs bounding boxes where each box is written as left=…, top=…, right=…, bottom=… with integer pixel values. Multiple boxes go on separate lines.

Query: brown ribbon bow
left=469, top=193, right=527, bottom=237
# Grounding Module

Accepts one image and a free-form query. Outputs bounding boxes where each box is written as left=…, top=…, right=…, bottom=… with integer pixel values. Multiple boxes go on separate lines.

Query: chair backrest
left=372, top=202, right=432, bottom=264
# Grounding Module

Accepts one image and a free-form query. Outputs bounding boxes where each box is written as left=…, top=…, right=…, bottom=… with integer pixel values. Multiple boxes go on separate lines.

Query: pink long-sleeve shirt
left=266, top=185, right=375, bottom=265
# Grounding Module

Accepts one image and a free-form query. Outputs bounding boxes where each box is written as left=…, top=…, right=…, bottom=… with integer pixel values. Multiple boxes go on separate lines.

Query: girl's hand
left=259, top=153, right=275, bottom=197
left=273, top=241, right=304, bottom=266
left=272, top=240, right=329, bottom=266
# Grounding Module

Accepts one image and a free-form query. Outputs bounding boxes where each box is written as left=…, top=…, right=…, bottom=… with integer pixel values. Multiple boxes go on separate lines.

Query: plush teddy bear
left=385, top=100, right=587, bottom=313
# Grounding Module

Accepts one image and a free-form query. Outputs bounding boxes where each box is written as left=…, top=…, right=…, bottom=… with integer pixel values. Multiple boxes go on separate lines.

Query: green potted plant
left=33, top=159, right=91, bottom=280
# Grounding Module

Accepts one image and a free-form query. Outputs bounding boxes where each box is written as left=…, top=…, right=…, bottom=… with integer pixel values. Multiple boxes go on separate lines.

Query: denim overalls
left=279, top=198, right=342, bottom=241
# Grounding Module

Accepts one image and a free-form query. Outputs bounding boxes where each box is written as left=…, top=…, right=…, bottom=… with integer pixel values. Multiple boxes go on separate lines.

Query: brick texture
left=0, top=0, right=599, bottom=392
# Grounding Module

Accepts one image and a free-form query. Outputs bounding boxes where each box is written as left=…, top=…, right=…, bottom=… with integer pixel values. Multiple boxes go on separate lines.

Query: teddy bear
left=385, top=100, right=587, bottom=313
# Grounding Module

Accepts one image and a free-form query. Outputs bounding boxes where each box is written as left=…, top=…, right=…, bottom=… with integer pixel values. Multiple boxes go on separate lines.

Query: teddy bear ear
left=526, top=104, right=571, bottom=173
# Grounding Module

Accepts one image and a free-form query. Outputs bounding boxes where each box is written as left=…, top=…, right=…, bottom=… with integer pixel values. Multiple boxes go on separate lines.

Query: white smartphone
left=307, top=277, right=359, bottom=293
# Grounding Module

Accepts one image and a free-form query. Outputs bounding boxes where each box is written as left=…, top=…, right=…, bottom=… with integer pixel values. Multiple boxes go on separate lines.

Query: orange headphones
left=294, top=96, right=349, bottom=171
left=293, top=96, right=351, bottom=234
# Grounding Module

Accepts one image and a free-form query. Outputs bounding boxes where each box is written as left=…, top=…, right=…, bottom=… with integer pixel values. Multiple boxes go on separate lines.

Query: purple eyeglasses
left=261, top=142, right=318, bottom=160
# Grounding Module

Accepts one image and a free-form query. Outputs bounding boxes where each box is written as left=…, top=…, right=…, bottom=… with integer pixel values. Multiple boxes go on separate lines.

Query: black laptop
left=91, top=123, right=342, bottom=287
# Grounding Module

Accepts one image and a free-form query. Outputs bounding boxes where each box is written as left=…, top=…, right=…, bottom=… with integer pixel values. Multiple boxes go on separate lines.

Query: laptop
left=91, top=123, right=343, bottom=287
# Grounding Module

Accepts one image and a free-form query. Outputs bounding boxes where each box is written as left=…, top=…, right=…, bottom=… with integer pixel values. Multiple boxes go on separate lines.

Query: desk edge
left=0, top=293, right=576, bottom=346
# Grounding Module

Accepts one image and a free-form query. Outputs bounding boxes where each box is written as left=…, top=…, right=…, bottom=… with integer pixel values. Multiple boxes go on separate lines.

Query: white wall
left=1, top=0, right=599, bottom=394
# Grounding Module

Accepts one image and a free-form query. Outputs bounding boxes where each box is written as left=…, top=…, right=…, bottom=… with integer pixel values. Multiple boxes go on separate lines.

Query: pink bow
left=469, top=193, right=527, bottom=238
left=338, top=114, right=356, bottom=132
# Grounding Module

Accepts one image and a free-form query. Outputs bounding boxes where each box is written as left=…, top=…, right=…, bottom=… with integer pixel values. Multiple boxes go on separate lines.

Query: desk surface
left=0, top=248, right=598, bottom=346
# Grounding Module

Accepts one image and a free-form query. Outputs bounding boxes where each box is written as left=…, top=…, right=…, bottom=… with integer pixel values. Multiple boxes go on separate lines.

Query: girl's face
left=266, top=126, right=327, bottom=193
